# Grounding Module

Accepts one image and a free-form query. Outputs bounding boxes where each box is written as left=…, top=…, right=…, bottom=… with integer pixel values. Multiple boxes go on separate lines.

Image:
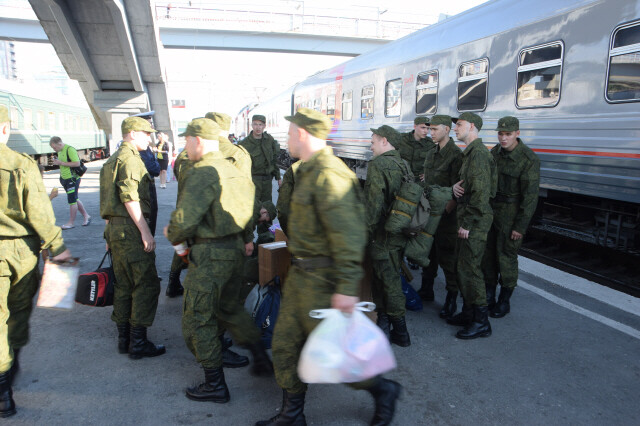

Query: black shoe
left=486, top=285, right=497, bottom=311
left=389, top=316, right=411, bottom=347
left=376, top=313, right=391, bottom=340
left=446, top=303, right=472, bottom=326
left=166, top=271, right=184, bottom=298
left=0, top=371, right=16, bottom=418
left=367, top=378, right=402, bottom=426
left=186, top=367, right=230, bottom=403
left=418, top=274, right=435, bottom=301
left=456, top=305, right=492, bottom=340
left=490, top=287, right=514, bottom=318
left=117, top=323, right=130, bottom=354
left=439, top=291, right=458, bottom=319
left=8, top=348, right=20, bottom=386
left=248, top=343, right=274, bottom=377
left=128, top=326, right=166, bottom=359
left=255, top=389, right=307, bottom=426
left=220, top=335, right=249, bottom=368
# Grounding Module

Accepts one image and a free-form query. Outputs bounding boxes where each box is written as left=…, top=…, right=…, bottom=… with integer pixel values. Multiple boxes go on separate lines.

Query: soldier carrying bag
left=75, top=250, right=116, bottom=307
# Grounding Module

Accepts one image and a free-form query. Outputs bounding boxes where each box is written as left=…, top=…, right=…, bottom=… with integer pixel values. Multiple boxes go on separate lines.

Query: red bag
left=75, top=251, right=115, bottom=307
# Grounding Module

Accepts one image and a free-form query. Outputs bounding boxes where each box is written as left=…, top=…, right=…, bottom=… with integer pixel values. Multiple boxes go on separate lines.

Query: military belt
left=292, top=256, right=333, bottom=271
left=252, top=174, right=272, bottom=181
left=108, top=216, right=150, bottom=225
left=493, top=194, right=519, bottom=204
left=192, top=236, right=239, bottom=248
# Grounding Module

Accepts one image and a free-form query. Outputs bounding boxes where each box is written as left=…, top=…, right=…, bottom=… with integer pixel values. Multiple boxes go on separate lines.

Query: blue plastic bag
left=402, top=275, right=423, bottom=311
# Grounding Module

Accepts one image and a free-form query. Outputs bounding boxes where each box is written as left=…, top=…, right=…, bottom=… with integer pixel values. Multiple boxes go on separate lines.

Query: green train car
left=0, top=85, right=107, bottom=164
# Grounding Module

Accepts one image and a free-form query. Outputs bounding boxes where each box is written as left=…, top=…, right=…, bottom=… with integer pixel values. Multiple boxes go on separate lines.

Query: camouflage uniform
left=239, top=131, right=280, bottom=203
left=169, top=150, right=192, bottom=277
left=276, top=160, right=302, bottom=236
left=397, top=131, right=435, bottom=183
left=0, top=143, right=67, bottom=374
left=364, top=150, right=407, bottom=319
left=272, top=147, right=373, bottom=394
left=166, top=151, right=259, bottom=369
left=423, top=138, right=463, bottom=293
left=456, top=138, right=497, bottom=306
left=482, top=139, right=540, bottom=290
left=100, top=141, right=160, bottom=327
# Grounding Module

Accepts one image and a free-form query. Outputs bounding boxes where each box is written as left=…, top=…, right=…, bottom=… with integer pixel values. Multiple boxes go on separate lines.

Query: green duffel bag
left=404, top=230, right=435, bottom=267
left=384, top=180, right=423, bottom=234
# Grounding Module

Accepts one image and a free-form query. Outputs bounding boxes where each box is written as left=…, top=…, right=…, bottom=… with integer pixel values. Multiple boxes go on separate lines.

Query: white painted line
left=519, top=281, right=640, bottom=340
left=519, top=256, right=640, bottom=317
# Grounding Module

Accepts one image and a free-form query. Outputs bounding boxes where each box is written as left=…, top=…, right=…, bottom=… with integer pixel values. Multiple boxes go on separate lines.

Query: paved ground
left=7, top=160, right=640, bottom=425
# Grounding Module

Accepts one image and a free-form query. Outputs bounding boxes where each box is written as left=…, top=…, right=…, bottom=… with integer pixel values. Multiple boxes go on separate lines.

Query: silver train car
left=250, top=0, right=640, bottom=249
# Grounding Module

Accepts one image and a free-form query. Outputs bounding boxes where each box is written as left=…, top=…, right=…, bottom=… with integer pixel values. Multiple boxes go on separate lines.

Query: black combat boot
left=186, top=367, right=230, bottom=403
left=486, top=285, right=497, bottom=311
left=490, top=287, right=514, bottom=318
left=439, top=291, right=458, bottom=319
left=222, top=336, right=233, bottom=350
left=128, top=326, right=166, bottom=359
left=255, top=389, right=307, bottom=426
left=367, top=377, right=402, bottom=426
left=456, top=305, right=492, bottom=340
left=117, top=323, right=130, bottom=354
left=165, top=271, right=184, bottom=297
left=446, top=302, right=473, bottom=326
left=220, top=336, right=249, bottom=368
left=389, top=316, right=411, bottom=347
left=376, top=312, right=391, bottom=340
left=0, top=370, right=16, bottom=418
left=248, top=343, right=274, bottom=377
left=417, top=273, right=435, bottom=301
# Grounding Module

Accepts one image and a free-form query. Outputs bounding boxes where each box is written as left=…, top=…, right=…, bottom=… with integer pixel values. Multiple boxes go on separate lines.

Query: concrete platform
left=8, top=159, right=640, bottom=425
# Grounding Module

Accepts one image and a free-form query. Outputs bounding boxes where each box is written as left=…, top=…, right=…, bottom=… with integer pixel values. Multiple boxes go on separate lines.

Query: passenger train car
left=0, top=81, right=107, bottom=164
left=249, top=0, right=640, bottom=250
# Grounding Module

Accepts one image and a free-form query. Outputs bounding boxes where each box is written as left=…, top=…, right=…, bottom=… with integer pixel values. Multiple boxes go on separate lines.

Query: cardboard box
left=274, top=228, right=288, bottom=243
left=258, top=241, right=291, bottom=286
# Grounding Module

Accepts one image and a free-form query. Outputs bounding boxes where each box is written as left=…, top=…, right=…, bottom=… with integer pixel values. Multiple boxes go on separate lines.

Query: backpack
left=384, top=158, right=431, bottom=236
left=244, top=277, right=281, bottom=349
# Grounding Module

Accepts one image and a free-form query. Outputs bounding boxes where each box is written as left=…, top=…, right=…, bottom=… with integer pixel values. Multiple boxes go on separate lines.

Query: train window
left=10, top=107, right=19, bottom=130
left=48, top=112, right=56, bottom=131
left=23, top=109, right=32, bottom=129
left=416, top=71, right=438, bottom=115
left=606, top=21, right=640, bottom=102
left=36, top=111, right=44, bottom=130
left=361, top=85, right=374, bottom=119
left=313, top=98, right=321, bottom=112
left=457, top=59, right=488, bottom=111
left=516, top=42, right=563, bottom=108
left=327, top=92, right=336, bottom=117
left=385, top=79, right=402, bottom=117
left=58, top=112, right=65, bottom=131
left=342, top=91, right=353, bottom=121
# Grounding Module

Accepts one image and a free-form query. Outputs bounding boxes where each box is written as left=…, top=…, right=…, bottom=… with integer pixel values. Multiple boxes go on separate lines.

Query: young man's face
left=414, top=123, right=429, bottom=140
left=498, top=130, right=520, bottom=151
left=252, top=120, right=266, bottom=137
left=287, top=123, right=301, bottom=158
left=454, top=120, right=471, bottom=142
left=370, top=133, right=386, bottom=157
left=429, top=124, right=450, bottom=144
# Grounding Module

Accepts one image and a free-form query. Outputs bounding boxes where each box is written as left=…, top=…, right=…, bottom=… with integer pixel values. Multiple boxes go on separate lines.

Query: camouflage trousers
left=371, top=248, right=405, bottom=319
left=0, top=237, right=40, bottom=373
left=272, top=265, right=375, bottom=394
left=482, top=225, right=523, bottom=290
left=182, top=243, right=259, bottom=369
left=456, top=236, right=488, bottom=306
left=252, top=177, right=273, bottom=204
left=170, top=251, right=188, bottom=275
left=423, top=211, right=458, bottom=292
left=105, top=222, right=160, bottom=327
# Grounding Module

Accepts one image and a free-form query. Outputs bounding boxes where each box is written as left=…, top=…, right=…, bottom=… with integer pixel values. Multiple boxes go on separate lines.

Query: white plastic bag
left=298, top=302, right=396, bottom=384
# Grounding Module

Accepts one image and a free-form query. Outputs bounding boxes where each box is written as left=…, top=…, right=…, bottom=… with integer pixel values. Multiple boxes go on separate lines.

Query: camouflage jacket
left=166, top=151, right=255, bottom=246
left=398, top=131, right=435, bottom=181
left=173, top=150, right=192, bottom=198
left=100, top=141, right=152, bottom=219
left=0, top=143, right=67, bottom=256
left=456, top=138, right=497, bottom=238
left=239, top=131, right=280, bottom=180
left=276, top=160, right=302, bottom=236
left=288, top=147, right=366, bottom=296
left=490, top=139, right=540, bottom=235
left=220, top=136, right=252, bottom=178
left=423, top=138, right=463, bottom=187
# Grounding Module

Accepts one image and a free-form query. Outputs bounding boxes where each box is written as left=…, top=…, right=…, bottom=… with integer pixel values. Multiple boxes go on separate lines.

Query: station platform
left=10, top=160, right=639, bottom=425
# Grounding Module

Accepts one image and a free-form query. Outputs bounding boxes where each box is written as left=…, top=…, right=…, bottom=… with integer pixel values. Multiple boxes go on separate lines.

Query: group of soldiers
left=0, top=100, right=539, bottom=425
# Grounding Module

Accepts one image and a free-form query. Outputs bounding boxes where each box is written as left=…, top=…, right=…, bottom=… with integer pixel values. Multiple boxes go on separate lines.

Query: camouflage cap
left=414, top=117, right=429, bottom=125
left=370, top=125, right=400, bottom=148
left=121, top=116, right=157, bottom=134
left=261, top=200, right=277, bottom=221
left=205, top=112, right=232, bottom=131
left=285, top=108, right=332, bottom=140
left=496, top=116, right=519, bottom=132
left=452, top=112, right=483, bottom=130
left=430, top=115, right=452, bottom=128
left=252, top=114, right=266, bottom=123
left=178, top=118, right=220, bottom=140
left=0, top=105, right=8, bottom=123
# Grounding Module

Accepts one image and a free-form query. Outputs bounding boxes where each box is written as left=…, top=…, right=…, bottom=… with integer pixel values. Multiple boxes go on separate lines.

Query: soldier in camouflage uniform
left=239, top=114, right=281, bottom=203
left=100, top=117, right=166, bottom=359
left=365, top=125, right=412, bottom=347
left=422, top=115, right=463, bottom=318
left=482, top=116, right=540, bottom=318
left=165, top=118, right=272, bottom=403
left=165, top=149, right=190, bottom=298
left=256, top=108, right=401, bottom=426
left=0, top=105, right=72, bottom=417
left=448, top=112, right=497, bottom=340
left=276, top=160, right=302, bottom=236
